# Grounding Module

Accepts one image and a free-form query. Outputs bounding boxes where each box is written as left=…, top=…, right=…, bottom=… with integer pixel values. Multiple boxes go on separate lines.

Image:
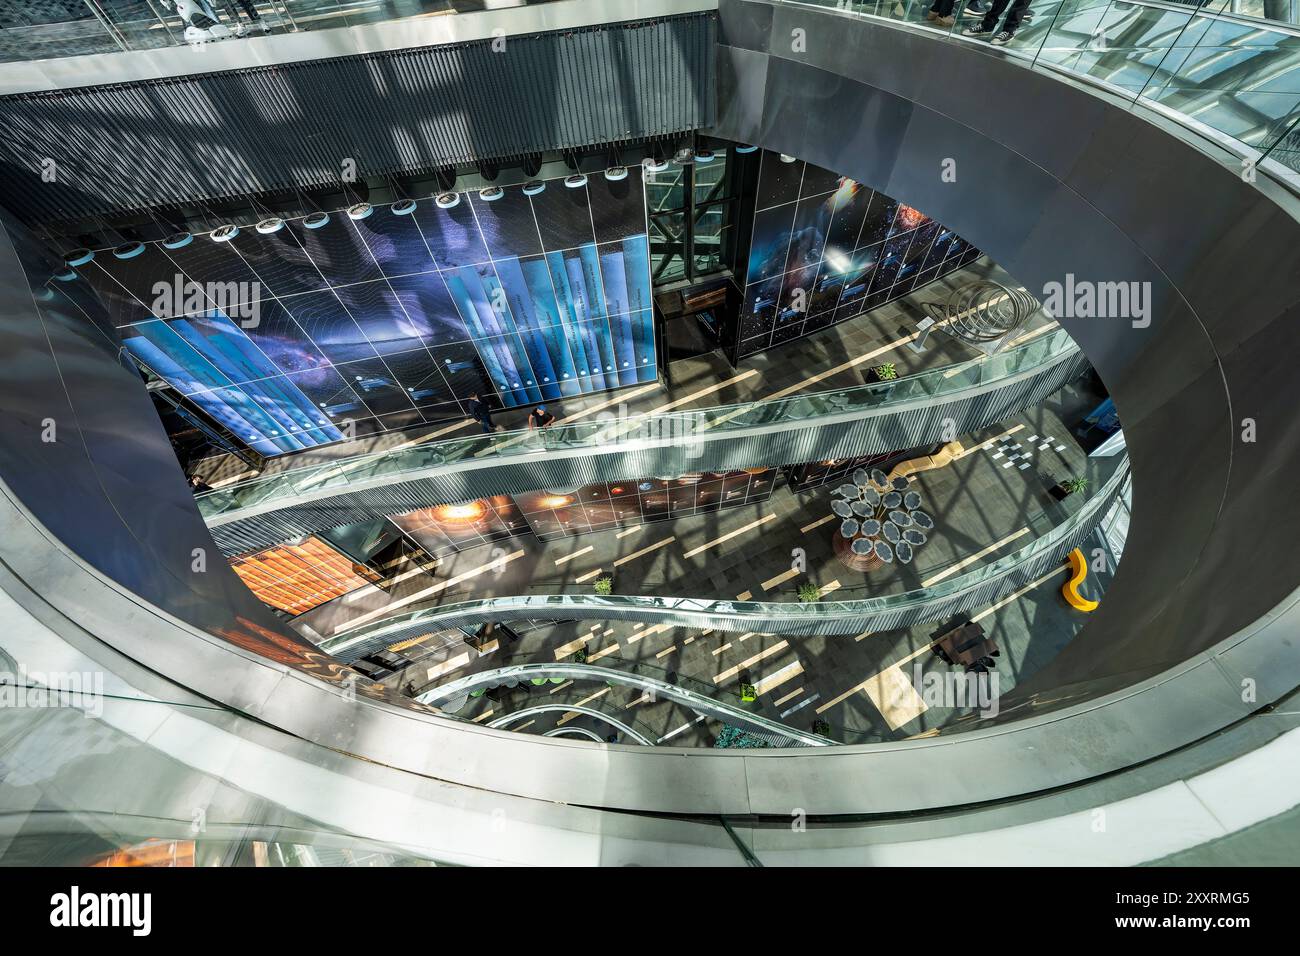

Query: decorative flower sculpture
left=830, top=468, right=934, bottom=571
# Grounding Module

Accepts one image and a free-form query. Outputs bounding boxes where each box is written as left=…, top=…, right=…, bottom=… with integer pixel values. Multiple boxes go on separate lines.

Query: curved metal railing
left=196, top=324, right=1078, bottom=523
left=780, top=0, right=1300, bottom=177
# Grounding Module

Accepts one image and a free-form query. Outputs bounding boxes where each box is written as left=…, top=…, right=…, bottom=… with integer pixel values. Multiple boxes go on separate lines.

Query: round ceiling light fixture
left=53, top=267, right=77, bottom=282
left=694, top=149, right=716, bottom=164
left=778, top=153, right=798, bottom=164
left=604, top=166, right=628, bottom=182
left=210, top=224, right=239, bottom=242
left=434, top=191, right=461, bottom=209
left=113, top=241, right=145, bottom=260
left=346, top=202, right=373, bottom=220
left=733, top=144, right=759, bottom=154
left=255, top=217, right=284, bottom=234
left=392, top=198, right=417, bottom=215
left=162, top=231, right=193, bottom=249
left=563, top=173, right=587, bottom=188
left=521, top=180, right=546, bottom=196
left=478, top=186, right=505, bottom=202
left=63, top=248, right=94, bottom=267
left=303, top=211, right=330, bottom=229
left=642, top=156, right=669, bottom=173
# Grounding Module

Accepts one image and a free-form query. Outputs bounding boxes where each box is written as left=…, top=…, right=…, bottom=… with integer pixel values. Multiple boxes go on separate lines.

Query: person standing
left=962, top=0, right=1033, bottom=44
left=465, top=392, right=495, bottom=433
left=925, top=0, right=958, bottom=26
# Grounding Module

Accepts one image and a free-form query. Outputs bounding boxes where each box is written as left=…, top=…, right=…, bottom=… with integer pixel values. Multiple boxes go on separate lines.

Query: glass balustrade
left=780, top=0, right=1300, bottom=175
left=196, top=325, right=1080, bottom=519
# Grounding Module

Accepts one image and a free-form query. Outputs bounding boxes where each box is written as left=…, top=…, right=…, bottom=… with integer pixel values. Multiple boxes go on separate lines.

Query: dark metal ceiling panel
left=0, top=12, right=715, bottom=224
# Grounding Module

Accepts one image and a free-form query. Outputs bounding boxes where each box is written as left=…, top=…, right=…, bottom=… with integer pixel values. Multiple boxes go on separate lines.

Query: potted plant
left=812, top=718, right=832, bottom=737
left=573, top=645, right=589, bottom=665
left=868, top=362, right=898, bottom=383
left=798, top=581, right=821, bottom=603
left=1051, top=475, right=1090, bottom=500
left=593, top=574, right=614, bottom=596
left=738, top=682, right=758, bottom=703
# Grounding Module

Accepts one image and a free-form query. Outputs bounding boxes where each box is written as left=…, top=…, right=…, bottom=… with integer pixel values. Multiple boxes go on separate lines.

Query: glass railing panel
left=195, top=326, right=1079, bottom=518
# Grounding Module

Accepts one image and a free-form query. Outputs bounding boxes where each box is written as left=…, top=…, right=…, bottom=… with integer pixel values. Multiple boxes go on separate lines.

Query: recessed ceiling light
left=435, top=191, right=461, bottom=209
left=210, top=224, right=239, bottom=242
left=392, top=198, right=417, bottom=215
left=478, top=186, right=505, bottom=202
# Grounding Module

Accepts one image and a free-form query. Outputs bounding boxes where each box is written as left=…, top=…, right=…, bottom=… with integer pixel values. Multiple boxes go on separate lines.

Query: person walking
left=465, top=391, right=495, bottom=433
left=527, top=404, right=556, bottom=430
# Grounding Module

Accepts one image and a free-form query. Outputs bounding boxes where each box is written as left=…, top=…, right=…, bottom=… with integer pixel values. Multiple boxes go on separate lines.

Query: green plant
left=573, top=645, right=589, bottom=664
left=812, top=718, right=832, bottom=737
left=872, top=362, right=898, bottom=381
left=593, top=575, right=614, bottom=596
left=1061, top=476, right=1090, bottom=495
left=738, top=682, right=758, bottom=703
left=797, top=581, right=822, bottom=603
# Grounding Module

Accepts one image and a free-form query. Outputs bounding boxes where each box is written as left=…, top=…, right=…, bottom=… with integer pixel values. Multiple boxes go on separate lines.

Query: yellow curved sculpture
left=1063, top=548, right=1099, bottom=612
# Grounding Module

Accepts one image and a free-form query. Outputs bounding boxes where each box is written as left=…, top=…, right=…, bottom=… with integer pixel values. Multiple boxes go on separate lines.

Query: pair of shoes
left=990, top=30, right=1016, bottom=44
left=962, top=23, right=993, bottom=36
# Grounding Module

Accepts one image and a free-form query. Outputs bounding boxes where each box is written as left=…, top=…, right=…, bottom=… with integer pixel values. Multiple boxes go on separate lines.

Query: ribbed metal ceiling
left=0, top=12, right=715, bottom=224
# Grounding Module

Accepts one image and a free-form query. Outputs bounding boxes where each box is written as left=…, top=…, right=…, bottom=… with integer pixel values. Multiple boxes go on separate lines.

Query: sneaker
left=1022, top=11, right=1035, bottom=22
left=962, top=23, right=993, bottom=36
left=990, top=30, right=1016, bottom=44
left=962, top=1, right=987, bottom=16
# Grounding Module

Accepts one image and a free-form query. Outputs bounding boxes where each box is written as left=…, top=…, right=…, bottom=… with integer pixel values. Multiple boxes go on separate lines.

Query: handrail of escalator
left=416, top=661, right=837, bottom=746
left=320, top=455, right=1129, bottom=648
left=195, top=325, right=1078, bottom=520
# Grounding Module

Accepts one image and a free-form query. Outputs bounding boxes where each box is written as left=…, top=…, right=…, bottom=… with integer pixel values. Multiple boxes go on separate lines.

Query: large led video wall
left=72, top=169, right=655, bottom=457
left=739, top=152, right=981, bottom=358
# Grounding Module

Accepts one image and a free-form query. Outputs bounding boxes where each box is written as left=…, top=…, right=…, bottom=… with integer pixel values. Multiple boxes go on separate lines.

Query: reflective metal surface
left=0, top=2, right=1298, bottom=832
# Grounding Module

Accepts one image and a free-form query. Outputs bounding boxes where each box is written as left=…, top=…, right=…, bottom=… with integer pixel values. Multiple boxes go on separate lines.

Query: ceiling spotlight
left=604, top=166, right=628, bottom=181
left=210, top=224, right=239, bottom=242
left=113, top=241, right=145, bottom=260
left=162, top=231, right=193, bottom=249
left=255, top=217, right=284, bottom=234
left=521, top=180, right=546, bottom=196
left=347, top=202, right=373, bottom=220
left=63, top=248, right=94, bottom=267
left=478, top=186, right=505, bottom=202
left=779, top=153, right=798, bottom=164
left=564, top=173, right=588, bottom=188
left=733, top=144, right=759, bottom=154
left=392, top=198, right=417, bottom=215
left=435, top=191, right=461, bottom=209
left=304, top=211, right=330, bottom=229
left=642, top=156, right=669, bottom=173
left=694, top=149, right=716, bottom=164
